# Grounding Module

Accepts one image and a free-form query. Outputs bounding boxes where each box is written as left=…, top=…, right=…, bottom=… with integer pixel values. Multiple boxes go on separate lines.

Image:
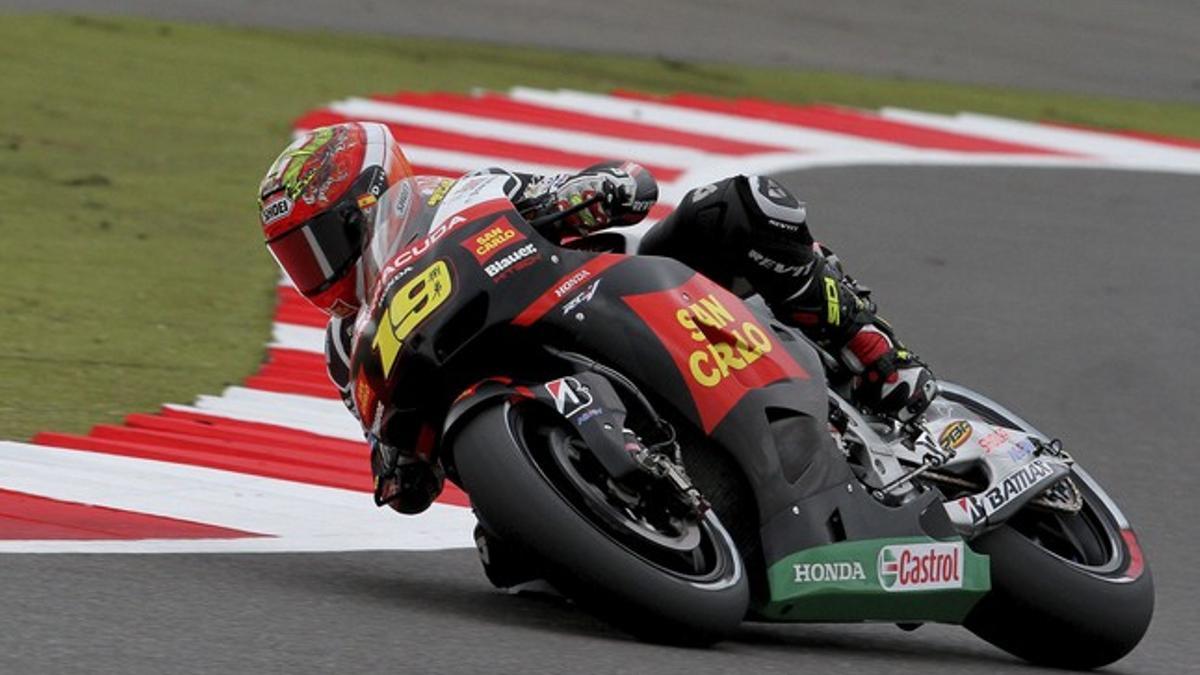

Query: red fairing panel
left=622, top=274, right=810, bottom=433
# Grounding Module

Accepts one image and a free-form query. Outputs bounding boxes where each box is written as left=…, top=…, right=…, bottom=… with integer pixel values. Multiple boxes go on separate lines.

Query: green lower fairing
left=755, top=536, right=990, bottom=623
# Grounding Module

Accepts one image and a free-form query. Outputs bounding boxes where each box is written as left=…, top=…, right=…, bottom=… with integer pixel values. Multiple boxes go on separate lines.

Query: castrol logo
left=877, top=542, right=964, bottom=592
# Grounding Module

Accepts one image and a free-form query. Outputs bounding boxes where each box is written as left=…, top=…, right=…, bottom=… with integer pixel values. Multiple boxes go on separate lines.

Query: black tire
left=964, top=471, right=1154, bottom=670
left=452, top=401, right=749, bottom=645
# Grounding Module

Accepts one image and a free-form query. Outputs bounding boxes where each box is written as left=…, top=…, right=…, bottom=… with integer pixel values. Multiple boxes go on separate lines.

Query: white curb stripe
left=0, top=441, right=474, bottom=553
left=330, top=97, right=721, bottom=168
left=509, top=87, right=952, bottom=154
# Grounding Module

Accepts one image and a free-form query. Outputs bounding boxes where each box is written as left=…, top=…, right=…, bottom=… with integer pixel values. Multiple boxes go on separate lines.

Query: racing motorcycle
left=348, top=172, right=1153, bottom=670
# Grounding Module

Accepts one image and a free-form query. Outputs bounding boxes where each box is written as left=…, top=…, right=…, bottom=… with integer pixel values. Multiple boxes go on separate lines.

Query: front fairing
left=348, top=174, right=829, bottom=457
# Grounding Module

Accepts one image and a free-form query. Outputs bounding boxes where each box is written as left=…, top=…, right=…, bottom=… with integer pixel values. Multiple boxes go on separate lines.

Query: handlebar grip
left=528, top=193, right=605, bottom=230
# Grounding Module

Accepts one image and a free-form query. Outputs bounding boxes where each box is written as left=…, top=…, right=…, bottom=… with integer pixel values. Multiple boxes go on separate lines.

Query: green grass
left=2, top=13, right=1198, bottom=440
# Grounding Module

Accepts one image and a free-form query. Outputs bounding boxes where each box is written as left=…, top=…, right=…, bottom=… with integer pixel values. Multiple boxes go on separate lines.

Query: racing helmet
left=258, top=122, right=413, bottom=318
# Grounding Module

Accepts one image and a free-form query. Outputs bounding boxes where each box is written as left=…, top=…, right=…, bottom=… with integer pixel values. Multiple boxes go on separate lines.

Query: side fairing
left=539, top=259, right=820, bottom=435
left=529, top=257, right=851, bottom=525
left=531, top=259, right=947, bottom=578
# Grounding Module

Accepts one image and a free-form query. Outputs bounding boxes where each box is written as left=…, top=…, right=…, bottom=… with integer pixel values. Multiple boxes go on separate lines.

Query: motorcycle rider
left=257, top=121, right=936, bottom=520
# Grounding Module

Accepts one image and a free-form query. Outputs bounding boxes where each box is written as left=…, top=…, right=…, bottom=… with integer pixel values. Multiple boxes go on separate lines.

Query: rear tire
left=453, top=402, right=749, bottom=644
left=965, top=472, right=1153, bottom=669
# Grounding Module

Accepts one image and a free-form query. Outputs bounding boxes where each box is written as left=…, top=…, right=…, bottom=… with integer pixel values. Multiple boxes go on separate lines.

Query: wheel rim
left=938, top=392, right=1130, bottom=576
left=1005, top=470, right=1125, bottom=575
left=513, top=405, right=736, bottom=584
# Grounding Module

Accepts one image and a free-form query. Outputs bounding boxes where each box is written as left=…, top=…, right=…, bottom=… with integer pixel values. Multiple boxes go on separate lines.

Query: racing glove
left=540, top=161, right=657, bottom=234
left=840, top=324, right=938, bottom=423
left=369, top=433, right=444, bottom=515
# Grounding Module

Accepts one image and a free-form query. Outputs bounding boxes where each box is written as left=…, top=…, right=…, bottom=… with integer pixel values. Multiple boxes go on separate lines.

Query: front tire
left=452, top=402, right=749, bottom=644
left=964, top=470, right=1153, bottom=669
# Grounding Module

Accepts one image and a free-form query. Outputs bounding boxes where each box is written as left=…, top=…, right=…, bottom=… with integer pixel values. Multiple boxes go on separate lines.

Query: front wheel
left=452, top=401, right=749, bottom=644
left=964, top=468, right=1153, bottom=669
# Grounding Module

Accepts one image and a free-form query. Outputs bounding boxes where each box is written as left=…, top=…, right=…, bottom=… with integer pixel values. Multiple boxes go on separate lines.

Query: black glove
left=370, top=434, right=444, bottom=515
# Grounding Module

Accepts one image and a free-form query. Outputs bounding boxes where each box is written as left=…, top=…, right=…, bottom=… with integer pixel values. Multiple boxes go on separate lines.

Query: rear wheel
left=453, top=401, right=749, bottom=644
left=965, top=469, right=1153, bottom=669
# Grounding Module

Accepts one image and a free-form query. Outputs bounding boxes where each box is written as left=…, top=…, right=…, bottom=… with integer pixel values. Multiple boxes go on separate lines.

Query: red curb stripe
left=0, top=489, right=265, bottom=541
left=294, top=110, right=685, bottom=182
left=140, top=409, right=470, bottom=508
left=126, top=413, right=363, bottom=455
left=32, top=431, right=372, bottom=492
left=244, top=375, right=339, bottom=399
left=275, top=286, right=331, bottom=327
left=371, top=92, right=788, bottom=156
left=265, top=347, right=327, bottom=369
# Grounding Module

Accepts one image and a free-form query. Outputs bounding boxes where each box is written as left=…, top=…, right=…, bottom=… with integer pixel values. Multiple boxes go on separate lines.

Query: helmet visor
left=267, top=205, right=363, bottom=295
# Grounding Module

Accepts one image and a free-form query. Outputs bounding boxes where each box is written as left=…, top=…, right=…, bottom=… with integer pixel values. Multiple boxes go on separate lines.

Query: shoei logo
left=938, top=421, right=973, bottom=452
left=878, top=542, right=964, bottom=592
left=792, top=561, right=867, bottom=584
left=260, top=196, right=293, bottom=226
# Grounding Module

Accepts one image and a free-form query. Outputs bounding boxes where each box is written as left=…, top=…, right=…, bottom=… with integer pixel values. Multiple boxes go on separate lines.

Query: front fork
left=445, top=368, right=704, bottom=517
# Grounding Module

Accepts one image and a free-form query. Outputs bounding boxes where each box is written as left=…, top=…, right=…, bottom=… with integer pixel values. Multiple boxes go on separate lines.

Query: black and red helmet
left=258, top=122, right=413, bottom=318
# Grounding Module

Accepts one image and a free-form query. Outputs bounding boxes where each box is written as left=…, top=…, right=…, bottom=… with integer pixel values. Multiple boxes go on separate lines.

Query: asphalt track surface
left=6, top=0, right=1200, bottom=102
left=2, top=167, right=1197, bottom=674
left=4, top=3, right=1198, bottom=673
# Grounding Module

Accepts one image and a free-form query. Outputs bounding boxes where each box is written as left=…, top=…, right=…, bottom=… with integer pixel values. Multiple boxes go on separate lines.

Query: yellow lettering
left=700, top=338, right=729, bottom=374
left=372, top=260, right=453, bottom=375
left=677, top=293, right=782, bottom=390
left=426, top=179, right=454, bottom=206
left=743, top=322, right=773, bottom=354
left=372, top=305, right=403, bottom=378
left=676, top=309, right=704, bottom=342
left=824, top=277, right=840, bottom=326
left=689, top=350, right=722, bottom=387
left=699, top=295, right=735, bottom=327
left=732, top=327, right=763, bottom=366
left=690, top=302, right=716, bottom=329
left=707, top=342, right=740, bottom=376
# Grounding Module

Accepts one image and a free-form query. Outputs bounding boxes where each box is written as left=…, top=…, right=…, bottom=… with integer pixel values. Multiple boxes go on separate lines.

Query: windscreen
left=358, top=175, right=454, bottom=300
